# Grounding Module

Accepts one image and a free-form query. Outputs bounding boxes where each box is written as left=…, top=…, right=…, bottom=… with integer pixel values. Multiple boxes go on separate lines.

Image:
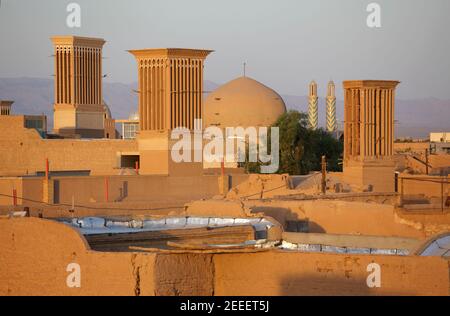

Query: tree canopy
left=242, top=110, right=343, bottom=175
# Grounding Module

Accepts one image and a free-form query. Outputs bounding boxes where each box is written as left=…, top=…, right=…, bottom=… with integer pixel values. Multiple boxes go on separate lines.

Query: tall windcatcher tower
left=308, top=81, right=318, bottom=130
left=128, top=49, right=213, bottom=131
left=342, top=80, right=400, bottom=192
left=128, top=48, right=213, bottom=175
left=51, top=36, right=106, bottom=138
left=0, top=101, right=14, bottom=116
left=326, top=81, right=337, bottom=133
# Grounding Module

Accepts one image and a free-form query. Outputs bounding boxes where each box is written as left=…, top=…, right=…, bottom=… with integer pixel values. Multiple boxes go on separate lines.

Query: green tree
left=307, top=128, right=343, bottom=172
left=275, top=110, right=310, bottom=175
left=242, top=110, right=343, bottom=175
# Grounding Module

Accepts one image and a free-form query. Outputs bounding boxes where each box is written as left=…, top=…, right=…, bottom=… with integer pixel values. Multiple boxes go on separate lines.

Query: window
left=25, top=119, right=43, bottom=129
left=120, top=155, right=139, bottom=168
left=123, top=122, right=139, bottom=139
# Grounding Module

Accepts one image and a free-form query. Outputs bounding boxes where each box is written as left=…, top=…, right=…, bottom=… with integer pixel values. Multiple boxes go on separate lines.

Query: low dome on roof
left=204, top=76, right=286, bottom=128
left=103, top=101, right=112, bottom=119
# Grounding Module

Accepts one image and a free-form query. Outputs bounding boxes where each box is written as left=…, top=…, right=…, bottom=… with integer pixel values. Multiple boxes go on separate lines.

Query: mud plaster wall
left=0, top=117, right=138, bottom=177
left=399, top=175, right=449, bottom=198
left=1, top=218, right=448, bottom=296
left=52, top=176, right=224, bottom=204
left=154, top=254, right=214, bottom=296
left=0, top=218, right=214, bottom=296
left=0, top=178, right=44, bottom=206
left=393, top=142, right=429, bottom=153
left=393, top=211, right=450, bottom=238
left=0, top=178, right=23, bottom=206
left=249, top=200, right=434, bottom=239
left=0, top=174, right=249, bottom=206
left=213, top=252, right=449, bottom=296
left=0, top=218, right=156, bottom=296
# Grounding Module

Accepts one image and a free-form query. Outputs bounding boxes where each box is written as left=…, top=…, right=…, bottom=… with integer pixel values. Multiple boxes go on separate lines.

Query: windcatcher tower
left=128, top=48, right=213, bottom=175
left=308, top=81, right=318, bottom=130
left=326, top=81, right=337, bottom=133
left=51, top=36, right=105, bottom=138
left=342, top=80, right=400, bottom=192
left=0, top=101, right=14, bottom=116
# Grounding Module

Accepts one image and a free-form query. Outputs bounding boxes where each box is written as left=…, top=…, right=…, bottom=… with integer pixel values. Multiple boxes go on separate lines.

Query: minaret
left=308, top=81, right=318, bottom=130
left=326, top=81, right=337, bottom=133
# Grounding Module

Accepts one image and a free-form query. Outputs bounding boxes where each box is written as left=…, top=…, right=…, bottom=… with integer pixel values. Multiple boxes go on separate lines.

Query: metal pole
left=425, top=149, right=429, bottom=175
left=13, top=189, right=17, bottom=207
left=394, top=172, right=399, bottom=193
left=400, top=177, right=404, bottom=207
left=70, top=195, right=75, bottom=218
left=321, top=155, right=327, bottom=194
left=45, top=158, right=49, bottom=180
left=105, top=177, right=109, bottom=203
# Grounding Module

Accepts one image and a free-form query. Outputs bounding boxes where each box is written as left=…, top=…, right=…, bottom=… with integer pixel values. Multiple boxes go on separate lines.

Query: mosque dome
left=103, top=101, right=112, bottom=119
left=204, top=76, right=286, bottom=128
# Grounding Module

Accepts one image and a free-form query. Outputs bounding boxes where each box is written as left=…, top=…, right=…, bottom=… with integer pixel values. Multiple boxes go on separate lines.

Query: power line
left=0, top=193, right=183, bottom=212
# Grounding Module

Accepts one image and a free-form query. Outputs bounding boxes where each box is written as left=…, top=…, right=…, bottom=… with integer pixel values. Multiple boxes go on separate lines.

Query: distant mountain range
left=0, top=77, right=448, bottom=138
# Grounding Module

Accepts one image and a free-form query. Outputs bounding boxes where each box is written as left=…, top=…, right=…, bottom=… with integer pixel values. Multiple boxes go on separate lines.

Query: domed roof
left=103, top=101, right=112, bottom=119
left=204, top=76, right=286, bottom=128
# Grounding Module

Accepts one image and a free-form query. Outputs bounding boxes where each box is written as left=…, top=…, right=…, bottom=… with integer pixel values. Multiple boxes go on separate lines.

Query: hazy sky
left=1, top=0, right=450, bottom=100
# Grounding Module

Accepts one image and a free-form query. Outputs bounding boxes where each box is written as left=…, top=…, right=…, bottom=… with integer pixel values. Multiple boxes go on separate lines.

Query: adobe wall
left=0, top=178, right=45, bottom=206
left=248, top=200, right=432, bottom=238
left=0, top=178, right=23, bottom=205
left=1, top=218, right=448, bottom=296
left=399, top=175, right=449, bottom=198
left=394, top=142, right=429, bottom=153
left=226, top=174, right=292, bottom=199
left=53, top=175, right=223, bottom=204
left=393, top=210, right=450, bottom=237
left=0, top=218, right=219, bottom=296
left=213, top=251, right=449, bottom=296
left=343, top=159, right=396, bottom=192
left=429, top=154, right=450, bottom=169
left=0, top=116, right=137, bottom=176
left=403, top=154, right=429, bottom=174
left=0, top=174, right=249, bottom=208
left=0, top=217, right=156, bottom=296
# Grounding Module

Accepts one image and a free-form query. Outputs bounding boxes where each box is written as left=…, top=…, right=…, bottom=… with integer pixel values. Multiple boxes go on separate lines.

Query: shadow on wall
left=279, top=275, right=416, bottom=296
left=250, top=206, right=326, bottom=233
left=307, top=222, right=326, bottom=234
left=54, top=180, right=60, bottom=204
left=116, top=181, right=128, bottom=202
left=250, top=206, right=297, bottom=228
left=54, top=180, right=130, bottom=204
